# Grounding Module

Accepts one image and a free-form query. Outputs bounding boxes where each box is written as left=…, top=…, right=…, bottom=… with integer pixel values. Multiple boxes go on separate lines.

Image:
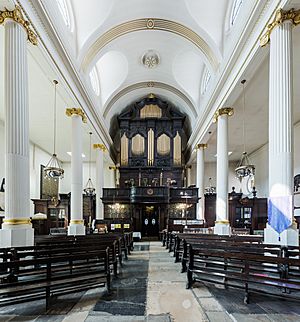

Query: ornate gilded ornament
left=213, top=107, right=234, bottom=123
left=0, top=6, right=37, bottom=45
left=65, top=108, right=87, bottom=123
left=260, top=8, right=300, bottom=47
left=93, top=143, right=107, bottom=152
left=196, top=143, right=207, bottom=150
left=142, top=50, right=160, bottom=68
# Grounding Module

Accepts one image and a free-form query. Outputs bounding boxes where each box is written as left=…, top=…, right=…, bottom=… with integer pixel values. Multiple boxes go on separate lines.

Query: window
left=201, top=69, right=211, bottom=95
left=89, top=67, right=100, bottom=96
left=231, top=0, right=243, bottom=25
left=57, top=0, right=71, bottom=29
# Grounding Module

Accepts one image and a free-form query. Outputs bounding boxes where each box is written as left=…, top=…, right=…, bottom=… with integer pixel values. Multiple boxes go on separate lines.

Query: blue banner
left=268, top=196, right=292, bottom=234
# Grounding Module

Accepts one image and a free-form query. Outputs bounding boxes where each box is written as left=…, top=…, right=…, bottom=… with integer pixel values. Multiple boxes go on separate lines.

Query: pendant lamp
left=83, top=132, right=96, bottom=196
left=44, top=80, right=64, bottom=179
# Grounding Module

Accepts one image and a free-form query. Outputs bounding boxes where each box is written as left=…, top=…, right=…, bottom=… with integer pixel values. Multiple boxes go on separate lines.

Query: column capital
left=260, top=8, right=300, bottom=47
left=66, top=108, right=87, bottom=123
left=93, top=143, right=107, bottom=152
left=213, top=107, right=234, bottom=123
left=196, top=143, right=207, bottom=150
left=0, top=6, right=37, bottom=45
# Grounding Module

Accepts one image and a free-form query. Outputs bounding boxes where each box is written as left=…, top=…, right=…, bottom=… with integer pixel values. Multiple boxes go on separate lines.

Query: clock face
left=147, top=188, right=154, bottom=195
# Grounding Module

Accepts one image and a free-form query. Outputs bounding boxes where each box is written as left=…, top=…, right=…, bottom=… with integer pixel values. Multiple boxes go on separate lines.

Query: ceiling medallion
left=146, top=19, right=155, bottom=29
left=142, top=50, right=160, bottom=69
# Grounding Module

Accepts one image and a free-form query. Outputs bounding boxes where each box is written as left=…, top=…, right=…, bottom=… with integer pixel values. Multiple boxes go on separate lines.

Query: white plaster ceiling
left=49, top=0, right=231, bottom=127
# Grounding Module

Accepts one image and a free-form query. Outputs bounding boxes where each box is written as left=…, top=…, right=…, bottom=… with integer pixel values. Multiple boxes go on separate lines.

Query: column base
left=264, top=223, right=299, bottom=246
left=214, top=221, right=231, bottom=235
left=68, top=223, right=86, bottom=236
left=0, top=223, right=34, bottom=247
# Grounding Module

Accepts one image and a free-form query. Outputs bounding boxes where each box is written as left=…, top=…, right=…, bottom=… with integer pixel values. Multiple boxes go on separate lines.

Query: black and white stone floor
left=1, top=241, right=300, bottom=321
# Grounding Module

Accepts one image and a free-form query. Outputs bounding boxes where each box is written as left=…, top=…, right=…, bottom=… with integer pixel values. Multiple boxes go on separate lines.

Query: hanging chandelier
left=83, top=132, right=96, bottom=196
left=235, top=79, right=255, bottom=179
left=44, top=80, right=64, bottom=179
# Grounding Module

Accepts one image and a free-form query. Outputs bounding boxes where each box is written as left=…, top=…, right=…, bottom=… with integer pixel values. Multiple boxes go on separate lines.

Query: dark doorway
left=142, top=205, right=159, bottom=237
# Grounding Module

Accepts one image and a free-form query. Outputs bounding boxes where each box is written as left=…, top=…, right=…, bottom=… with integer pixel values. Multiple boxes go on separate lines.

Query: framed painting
left=40, top=165, right=59, bottom=199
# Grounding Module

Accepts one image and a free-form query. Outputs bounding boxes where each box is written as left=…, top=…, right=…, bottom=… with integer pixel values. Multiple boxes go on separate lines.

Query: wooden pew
left=0, top=245, right=110, bottom=309
left=173, top=233, right=263, bottom=272
left=186, top=244, right=300, bottom=303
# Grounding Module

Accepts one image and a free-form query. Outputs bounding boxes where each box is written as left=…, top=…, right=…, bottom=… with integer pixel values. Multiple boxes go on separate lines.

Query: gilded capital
left=196, top=143, right=207, bottom=150
left=213, top=107, right=234, bottom=123
left=0, top=6, right=37, bottom=45
left=93, top=143, right=107, bottom=152
left=66, top=108, right=87, bottom=123
left=260, top=8, right=300, bottom=47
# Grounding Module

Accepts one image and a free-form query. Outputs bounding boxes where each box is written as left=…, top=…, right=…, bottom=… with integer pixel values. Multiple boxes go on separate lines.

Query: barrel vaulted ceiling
left=40, top=0, right=237, bottom=130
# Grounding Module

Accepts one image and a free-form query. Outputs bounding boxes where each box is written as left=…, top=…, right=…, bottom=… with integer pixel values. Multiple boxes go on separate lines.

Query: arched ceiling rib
left=103, top=81, right=197, bottom=119
left=81, top=18, right=220, bottom=73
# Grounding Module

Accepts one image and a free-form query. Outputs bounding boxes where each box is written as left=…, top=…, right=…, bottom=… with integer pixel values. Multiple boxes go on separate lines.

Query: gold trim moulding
left=196, top=143, right=207, bottom=150
left=215, top=220, right=230, bottom=225
left=213, top=107, right=234, bottom=123
left=70, top=219, right=84, bottom=225
left=3, top=218, right=31, bottom=225
left=0, top=6, right=37, bottom=45
left=260, top=8, right=300, bottom=47
left=66, top=108, right=87, bottom=123
left=93, top=143, right=107, bottom=152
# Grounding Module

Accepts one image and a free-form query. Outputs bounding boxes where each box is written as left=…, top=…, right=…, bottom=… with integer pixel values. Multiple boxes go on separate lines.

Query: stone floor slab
left=231, top=314, right=272, bottom=322
left=198, top=297, right=224, bottom=312
left=206, top=311, right=233, bottom=322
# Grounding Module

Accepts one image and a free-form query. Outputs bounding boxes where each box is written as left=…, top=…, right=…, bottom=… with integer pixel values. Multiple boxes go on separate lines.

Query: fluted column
left=93, top=144, right=106, bottom=220
left=214, top=108, right=233, bottom=235
left=66, top=108, right=86, bottom=235
left=0, top=6, right=37, bottom=247
left=261, top=9, right=300, bottom=245
left=196, top=144, right=207, bottom=221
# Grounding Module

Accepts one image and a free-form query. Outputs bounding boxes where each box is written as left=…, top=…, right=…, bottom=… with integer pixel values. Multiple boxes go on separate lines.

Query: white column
left=66, top=108, right=86, bottom=235
left=214, top=108, right=233, bottom=235
left=94, top=144, right=106, bottom=220
left=263, top=15, right=299, bottom=245
left=0, top=7, right=37, bottom=247
left=196, top=144, right=206, bottom=221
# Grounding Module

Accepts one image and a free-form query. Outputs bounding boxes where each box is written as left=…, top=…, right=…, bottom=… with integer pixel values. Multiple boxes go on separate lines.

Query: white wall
left=59, top=159, right=115, bottom=193
left=189, top=161, right=240, bottom=193
left=249, top=122, right=300, bottom=198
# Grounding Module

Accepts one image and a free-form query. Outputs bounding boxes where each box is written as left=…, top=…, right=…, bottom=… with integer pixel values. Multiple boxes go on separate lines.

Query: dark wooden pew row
left=173, top=233, right=263, bottom=271
left=186, top=244, right=300, bottom=304
left=0, top=245, right=110, bottom=309
left=34, top=234, right=123, bottom=274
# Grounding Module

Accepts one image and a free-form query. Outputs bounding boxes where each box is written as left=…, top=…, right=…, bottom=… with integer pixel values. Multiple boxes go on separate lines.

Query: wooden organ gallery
left=102, top=94, right=199, bottom=237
